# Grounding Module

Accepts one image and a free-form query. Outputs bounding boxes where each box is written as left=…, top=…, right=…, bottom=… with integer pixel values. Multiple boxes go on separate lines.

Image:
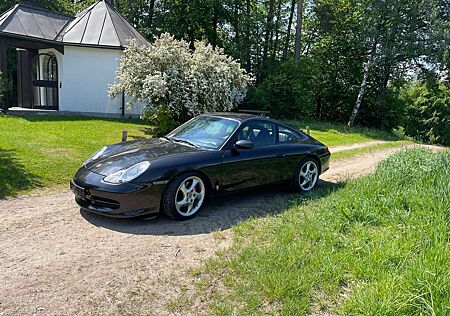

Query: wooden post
left=122, top=130, right=128, bottom=142
left=306, top=126, right=310, bottom=135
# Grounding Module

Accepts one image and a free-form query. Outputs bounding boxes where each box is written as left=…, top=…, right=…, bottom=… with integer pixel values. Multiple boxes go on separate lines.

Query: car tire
left=162, top=172, right=207, bottom=220
left=292, top=157, right=320, bottom=192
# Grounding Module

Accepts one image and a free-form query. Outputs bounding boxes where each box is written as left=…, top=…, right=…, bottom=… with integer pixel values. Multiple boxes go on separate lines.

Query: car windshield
left=167, top=116, right=239, bottom=149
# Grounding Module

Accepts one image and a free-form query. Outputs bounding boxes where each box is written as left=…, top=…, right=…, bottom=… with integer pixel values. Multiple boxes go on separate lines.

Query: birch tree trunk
left=294, top=0, right=303, bottom=62
left=347, top=59, right=371, bottom=127
left=347, top=39, right=377, bottom=127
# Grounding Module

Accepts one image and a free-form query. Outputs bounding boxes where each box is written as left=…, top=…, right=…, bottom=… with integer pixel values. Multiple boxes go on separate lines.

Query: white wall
left=58, top=46, right=145, bottom=116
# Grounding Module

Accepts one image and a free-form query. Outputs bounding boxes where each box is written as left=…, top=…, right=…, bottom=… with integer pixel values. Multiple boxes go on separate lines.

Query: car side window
left=238, top=121, right=276, bottom=147
left=278, top=125, right=302, bottom=144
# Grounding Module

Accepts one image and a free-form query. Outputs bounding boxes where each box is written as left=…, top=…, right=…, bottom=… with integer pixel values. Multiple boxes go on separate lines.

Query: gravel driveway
left=0, top=145, right=442, bottom=316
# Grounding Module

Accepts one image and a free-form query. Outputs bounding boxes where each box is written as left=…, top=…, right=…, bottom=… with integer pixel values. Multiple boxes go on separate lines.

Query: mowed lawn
left=0, top=114, right=399, bottom=198
left=0, top=115, right=149, bottom=198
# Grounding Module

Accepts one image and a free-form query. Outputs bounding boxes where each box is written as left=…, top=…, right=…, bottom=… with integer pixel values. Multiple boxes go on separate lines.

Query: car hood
left=86, top=138, right=202, bottom=176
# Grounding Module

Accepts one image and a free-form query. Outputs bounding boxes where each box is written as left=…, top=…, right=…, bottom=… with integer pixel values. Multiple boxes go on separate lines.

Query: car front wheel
left=293, top=158, right=319, bottom=192
left=162, top=172, right=206, bottom=220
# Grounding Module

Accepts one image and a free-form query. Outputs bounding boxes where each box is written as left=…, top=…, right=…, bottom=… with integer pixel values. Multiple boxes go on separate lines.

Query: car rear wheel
left=293, top=158, right=319, bottom=192
left=162, top=172, right=206, bottom=220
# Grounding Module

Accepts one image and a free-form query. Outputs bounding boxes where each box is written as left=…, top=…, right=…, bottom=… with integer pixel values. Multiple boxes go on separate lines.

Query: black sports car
left=71, top=113, right=331, bottom=220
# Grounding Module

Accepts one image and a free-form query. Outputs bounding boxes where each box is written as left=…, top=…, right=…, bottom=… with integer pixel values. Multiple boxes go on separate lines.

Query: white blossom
left=109, top=33, right=252, bottom=120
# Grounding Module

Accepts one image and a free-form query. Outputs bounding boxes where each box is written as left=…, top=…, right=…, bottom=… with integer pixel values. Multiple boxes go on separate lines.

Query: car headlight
left=103, top=161, right=151, bottom=184
left=85, top=146, right=108, bottom=164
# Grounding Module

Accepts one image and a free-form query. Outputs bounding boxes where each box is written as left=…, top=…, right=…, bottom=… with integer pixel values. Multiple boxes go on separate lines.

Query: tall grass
left=204, top=148, right=450, bottom=315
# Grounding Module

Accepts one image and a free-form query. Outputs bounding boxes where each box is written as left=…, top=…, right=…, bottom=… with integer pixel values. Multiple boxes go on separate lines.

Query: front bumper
left=71, top=167, right=165, bottom=218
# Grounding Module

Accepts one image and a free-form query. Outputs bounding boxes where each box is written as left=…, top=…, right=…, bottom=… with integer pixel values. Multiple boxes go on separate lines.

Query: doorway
left=32, top=53, right=59, bottom=110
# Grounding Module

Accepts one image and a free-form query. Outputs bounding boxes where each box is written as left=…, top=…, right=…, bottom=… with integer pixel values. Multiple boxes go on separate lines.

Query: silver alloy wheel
left=175, top=176, right=206, bottom=217
left=299, top=161, right=319, bottom=191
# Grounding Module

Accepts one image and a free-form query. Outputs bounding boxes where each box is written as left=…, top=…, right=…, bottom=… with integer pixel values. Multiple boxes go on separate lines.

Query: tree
left=262, top=0, right=275, bottom=69
left=402, top=79, right=450, bottom=145
left=294, top=0, right=303, bottom=62
left=109, top=34, right=252, bottom=125
left=282, top=0, right=296, bottom=60
left=347, top=0, right=447, bottom=126
left=347, top=44, right=375, bottom=127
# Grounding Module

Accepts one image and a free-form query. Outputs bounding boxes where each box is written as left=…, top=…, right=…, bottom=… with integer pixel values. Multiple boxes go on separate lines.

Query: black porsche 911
left=71, top=113, right=331, bottom=220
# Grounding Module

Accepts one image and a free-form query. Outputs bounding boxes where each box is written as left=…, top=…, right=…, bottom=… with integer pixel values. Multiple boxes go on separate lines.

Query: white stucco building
left=0, top=0, right=149, bottom=117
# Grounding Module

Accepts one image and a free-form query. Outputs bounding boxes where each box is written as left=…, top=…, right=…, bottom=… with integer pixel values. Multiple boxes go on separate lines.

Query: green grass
left=0, top=115, right=149, bottom=198
left=194, top=148, right=450, bottom=315
left=285, top=118, right=400, bottom=147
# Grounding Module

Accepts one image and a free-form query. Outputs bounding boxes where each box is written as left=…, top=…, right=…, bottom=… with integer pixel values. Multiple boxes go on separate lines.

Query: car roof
left=205, top=112, right=273, bottom=123
left=203, top=113, right=306, bottom=133
left=205, top=112, right=309, bottom=136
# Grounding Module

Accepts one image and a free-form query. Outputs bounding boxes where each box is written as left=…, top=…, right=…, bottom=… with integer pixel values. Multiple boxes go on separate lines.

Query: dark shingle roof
left=59, top=1, right=149, bottom=49
left=0, top=1, right=149, bottom=49
left=0, top=4, right=73, bottom=41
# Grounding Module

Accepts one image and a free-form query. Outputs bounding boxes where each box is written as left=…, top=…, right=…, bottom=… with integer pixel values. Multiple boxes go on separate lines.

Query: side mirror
left=235, top=140, right=254, bottom=149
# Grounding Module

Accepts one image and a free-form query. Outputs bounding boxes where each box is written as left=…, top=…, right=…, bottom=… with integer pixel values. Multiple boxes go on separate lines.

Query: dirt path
left=0, top=144, right=444, bottom=316
left=329, top=140, right=390, bottom=153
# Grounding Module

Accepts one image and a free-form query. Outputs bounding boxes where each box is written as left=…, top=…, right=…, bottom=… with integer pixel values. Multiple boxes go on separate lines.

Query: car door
left=275, top=124, right=311, bottom=181
left=220, top=120, right=287, bottom=192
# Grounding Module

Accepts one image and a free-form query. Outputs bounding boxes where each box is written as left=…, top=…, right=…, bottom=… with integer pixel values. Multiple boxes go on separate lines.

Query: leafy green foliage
left=242, top=0, right=448, bottom=133
left=357, top=79, right=409, bottom=130
left=401, top=81, right=450, bottom=145
left=245, top=59, right=316, bottom=118
left=201, top=149, right=450, bottom=315
left=141, top=105, right=177, bottom=137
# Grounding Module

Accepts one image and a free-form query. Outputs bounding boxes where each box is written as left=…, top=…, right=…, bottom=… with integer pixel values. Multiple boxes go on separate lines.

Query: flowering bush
left=109, top=33, right=252, bottom=131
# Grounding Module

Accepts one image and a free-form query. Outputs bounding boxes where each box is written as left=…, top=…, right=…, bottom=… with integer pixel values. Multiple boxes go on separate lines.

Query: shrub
left=141, top=105, right=177, bottom=137
left=110, top=33, right=252, bottom=133
left=243, top=59, right=316, bottom=118
left=400, top=81, right=450, bottom=145
left=357, top=81, right=408, bottom=130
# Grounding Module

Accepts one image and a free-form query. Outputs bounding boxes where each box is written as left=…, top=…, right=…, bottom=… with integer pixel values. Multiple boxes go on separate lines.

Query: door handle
left=277, top=153, right=286, bottom=158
